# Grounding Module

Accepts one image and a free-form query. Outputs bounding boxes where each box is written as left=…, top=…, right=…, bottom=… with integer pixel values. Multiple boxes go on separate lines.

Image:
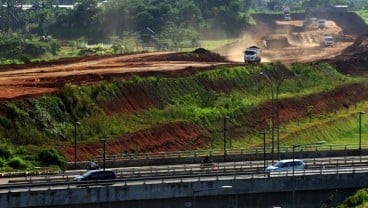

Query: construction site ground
left=1, top=12, right=368, bottom=161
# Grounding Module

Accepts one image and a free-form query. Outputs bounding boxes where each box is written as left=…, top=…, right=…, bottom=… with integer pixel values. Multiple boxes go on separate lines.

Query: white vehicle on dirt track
left=244, top=46, right=261, bottom=64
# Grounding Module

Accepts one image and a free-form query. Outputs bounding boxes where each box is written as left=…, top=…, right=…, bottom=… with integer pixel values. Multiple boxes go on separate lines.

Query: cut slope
left=59, top=122, right=207, bottom=161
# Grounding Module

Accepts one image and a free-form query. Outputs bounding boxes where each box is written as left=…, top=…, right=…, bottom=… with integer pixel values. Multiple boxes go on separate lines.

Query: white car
left=266, top=159, right=305, bottom=172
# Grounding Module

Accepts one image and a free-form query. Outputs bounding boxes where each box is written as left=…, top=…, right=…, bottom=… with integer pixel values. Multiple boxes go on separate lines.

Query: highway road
left=0, top=155, right=367, bottom=191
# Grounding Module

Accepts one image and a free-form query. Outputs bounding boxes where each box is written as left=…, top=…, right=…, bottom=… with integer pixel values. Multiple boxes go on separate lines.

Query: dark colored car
left=74, top=169, right=116, bottom=182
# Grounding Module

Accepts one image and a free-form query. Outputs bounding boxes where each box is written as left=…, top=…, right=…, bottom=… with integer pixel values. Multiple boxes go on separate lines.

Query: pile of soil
left=329, top=34, right=368, bottom=75
left=132, top=48, right=228, bottom=62
left=266, top=37, right=291, bottom=49
left=342, top=34, right=368, bottom=54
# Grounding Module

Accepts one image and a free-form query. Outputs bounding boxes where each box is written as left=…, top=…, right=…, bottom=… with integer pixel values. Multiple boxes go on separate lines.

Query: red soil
left=59, top=122, right=207, bottom=161
left=0, top=13, right=368, bottom=161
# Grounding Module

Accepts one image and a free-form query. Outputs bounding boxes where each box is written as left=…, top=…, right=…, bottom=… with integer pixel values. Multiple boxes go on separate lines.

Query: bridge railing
left=10, top=156, right=368, bottom=185
left=2, top=165, right=368, bottom=192
left=90, top=143, right=365, bottom=163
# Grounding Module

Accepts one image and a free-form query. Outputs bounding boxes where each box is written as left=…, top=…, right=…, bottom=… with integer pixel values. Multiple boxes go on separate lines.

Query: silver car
left=266, top=159, right=305, bottom=172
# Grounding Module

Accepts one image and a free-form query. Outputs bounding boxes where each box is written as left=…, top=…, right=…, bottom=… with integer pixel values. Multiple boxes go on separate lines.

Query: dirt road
left=0, top=52, right=227, bottom=99
left=221, top=17, right=356, bottom=63
left=0, top=12, right=366, bottom=100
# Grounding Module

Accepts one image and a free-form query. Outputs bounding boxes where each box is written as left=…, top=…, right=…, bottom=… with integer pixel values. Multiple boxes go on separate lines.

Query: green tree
left=157, top=23, right=199, bottom=51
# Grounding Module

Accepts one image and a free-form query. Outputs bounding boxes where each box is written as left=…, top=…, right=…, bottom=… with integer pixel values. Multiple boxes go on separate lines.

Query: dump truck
left=244, top=46, right=261, bottom=64
left=321, top=35, right=334, bottom=47
left=283, top=5, right=291, bottom=20
left=318, top=19, right=326, bottom=29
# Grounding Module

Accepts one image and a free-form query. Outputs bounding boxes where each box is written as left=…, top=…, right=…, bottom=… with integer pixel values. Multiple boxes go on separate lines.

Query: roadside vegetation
left=356, top=10, right=368, bottom=24
left=0, top=60, right=367, bottom=171
left=338, top=188, right=368, bottom=207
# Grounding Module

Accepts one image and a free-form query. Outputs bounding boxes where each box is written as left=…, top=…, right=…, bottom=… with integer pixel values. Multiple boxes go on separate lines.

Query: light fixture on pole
left=260, top=71, right=275, bottom=163
left=74, top=121, right=80, bottom=170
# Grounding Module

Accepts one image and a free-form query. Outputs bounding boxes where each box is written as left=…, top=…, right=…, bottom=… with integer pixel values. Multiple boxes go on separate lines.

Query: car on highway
left=266, top=159, right=305, bottom=173
left=73, top=169, right=116, bottom=182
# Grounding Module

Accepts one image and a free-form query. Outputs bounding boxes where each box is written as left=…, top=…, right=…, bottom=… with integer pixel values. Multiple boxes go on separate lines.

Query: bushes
left=38, top=149, right=67, bottom=169
left=0, top=145, right=11, bottom=159
left=7, top=157, right=29, bottom=170
left=338, top=188, right=368, bottom=207
left=0, top=33, right=61, bottom=61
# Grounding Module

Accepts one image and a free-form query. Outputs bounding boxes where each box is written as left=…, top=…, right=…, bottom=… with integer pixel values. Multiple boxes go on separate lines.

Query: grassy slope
left=356, top=10, right=368, bottom=24
left=0, top=60, right=367, bottom=171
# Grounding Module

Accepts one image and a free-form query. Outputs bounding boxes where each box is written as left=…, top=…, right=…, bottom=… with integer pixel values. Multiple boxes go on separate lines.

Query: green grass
left=0, top=62, right=365, bottom=171
left=198, top=39, right=239, bottom=51
left=355, top=10, right=368, bottom=24
left=338, top=188, right=368, bottom=208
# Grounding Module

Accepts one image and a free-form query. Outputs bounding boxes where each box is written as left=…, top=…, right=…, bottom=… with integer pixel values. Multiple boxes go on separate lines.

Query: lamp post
left=292, top=144, right=300, bottom=208
left=223, top=116, right=230, bottom=162
left=359, top=111, right=365, bottom=156
left=100, top=138, right=106, bottom=171
left=74, top=121, right=80, bottom=170
left=192, top=185, right=232, bottom=208
left=260, top=72, right=275, bottom=163
left=260, top=131, right=266, bottom=170
left=275, top=78, right=285, bottom=161
left=292, top=145, right=300, bottom=176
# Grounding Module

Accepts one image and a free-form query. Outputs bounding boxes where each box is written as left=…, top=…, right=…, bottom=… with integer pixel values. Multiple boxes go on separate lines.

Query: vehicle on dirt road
left=318, top=19, right=326, bottom=29
left=321, top=35, right=334, bottom=47
left=283, top=5, right=291, bottom=21
left=244, top=46, right=261, bottom=64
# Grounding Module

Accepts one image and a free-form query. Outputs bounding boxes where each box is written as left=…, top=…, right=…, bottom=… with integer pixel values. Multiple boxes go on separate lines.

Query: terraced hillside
left=0, top=12, right=367, bottom=166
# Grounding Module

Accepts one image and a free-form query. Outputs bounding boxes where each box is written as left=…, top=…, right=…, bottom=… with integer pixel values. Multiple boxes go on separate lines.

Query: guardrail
left=91, top=143, right=365, bottom=162
left=2, top=165, right=368, bottom=192
left=10, top=156, right=368, bottom=185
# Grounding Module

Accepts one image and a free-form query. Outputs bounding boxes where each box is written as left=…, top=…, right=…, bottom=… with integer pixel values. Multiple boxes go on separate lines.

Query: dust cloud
left=216, top=17, right=354, bottom=64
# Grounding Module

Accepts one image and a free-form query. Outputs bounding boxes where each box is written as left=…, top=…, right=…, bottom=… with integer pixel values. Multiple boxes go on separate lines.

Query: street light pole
left=359, top=111, right=365, bottom=156
left=100, top=138, right=106, bottom=171
left=292, top=145, right=300, bottom=176
left=276, top=79, right=283, bottom=161
left=223, top=116, right=230, bottom=162
left=74, top=121, right=80, bottom=170
left=260, top=72, right=275, bottom=163
left=292, top=144, right=300, bottom=208
left=260, top=131, right=266, bottom=170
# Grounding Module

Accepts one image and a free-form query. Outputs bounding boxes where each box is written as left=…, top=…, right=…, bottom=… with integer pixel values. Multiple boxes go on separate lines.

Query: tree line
left=0, top=0, right=368, bottom=61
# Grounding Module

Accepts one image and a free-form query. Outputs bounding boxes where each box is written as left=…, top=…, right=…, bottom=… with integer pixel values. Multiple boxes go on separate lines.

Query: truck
left=244, top=46, right=261, bottom=64
left=317, top=19, right=326, bottom=29
left=283, top=5, right=291, bottom=20
left=321, top=35, right=334, bottom=47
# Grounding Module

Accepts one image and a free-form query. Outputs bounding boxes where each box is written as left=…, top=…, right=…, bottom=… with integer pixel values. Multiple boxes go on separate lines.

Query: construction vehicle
left=244, top=46, right=261, bottom=64
left=283, top=5, right=291, bottom=20
left=321, top=35, right=334, bottom=47
left=318, top=19, right=326, bottom=29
